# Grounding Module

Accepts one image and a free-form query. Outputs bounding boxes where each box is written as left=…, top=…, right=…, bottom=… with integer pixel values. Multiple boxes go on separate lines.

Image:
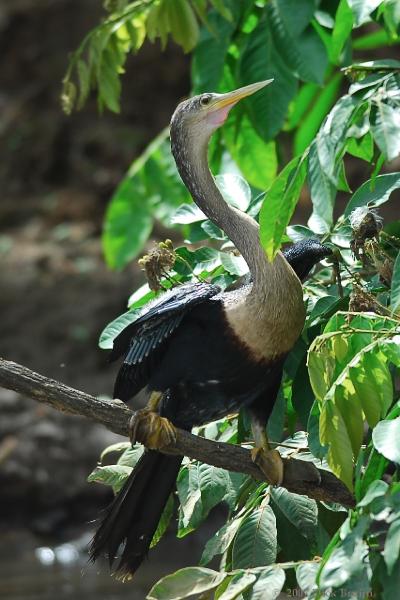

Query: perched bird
left=90, top=81, right=332, bottom=578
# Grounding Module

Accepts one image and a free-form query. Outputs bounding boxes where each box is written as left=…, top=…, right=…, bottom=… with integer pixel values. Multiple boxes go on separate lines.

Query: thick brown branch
left=0, top=357, right=355, bottom=508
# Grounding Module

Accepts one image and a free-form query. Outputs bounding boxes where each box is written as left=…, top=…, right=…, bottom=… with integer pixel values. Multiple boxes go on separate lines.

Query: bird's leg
left=129, top=391, right=177, bottom=450
left=250, top=416, right=283, bottom=486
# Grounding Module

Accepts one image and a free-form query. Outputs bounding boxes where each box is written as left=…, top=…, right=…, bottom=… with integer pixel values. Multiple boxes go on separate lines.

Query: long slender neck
left=171, top=132, right=271, bottom=286
left=171, top=122, right=305, bottom=358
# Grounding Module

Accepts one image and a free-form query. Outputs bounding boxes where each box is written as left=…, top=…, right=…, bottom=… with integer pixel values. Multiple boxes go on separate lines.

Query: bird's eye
left=200, top=94, right=212, bottom=106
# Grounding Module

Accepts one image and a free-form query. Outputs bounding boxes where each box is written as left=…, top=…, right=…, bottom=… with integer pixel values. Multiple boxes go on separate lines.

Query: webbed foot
left=129, top=409, right=177, bottom=450
left=251, top=447, right=284, bottom=487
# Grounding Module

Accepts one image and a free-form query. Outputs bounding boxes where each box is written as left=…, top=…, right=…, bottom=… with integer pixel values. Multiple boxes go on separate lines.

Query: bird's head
left=283, top=239, right=334, bottom=282
left=170, top=80, right=273, bottom=145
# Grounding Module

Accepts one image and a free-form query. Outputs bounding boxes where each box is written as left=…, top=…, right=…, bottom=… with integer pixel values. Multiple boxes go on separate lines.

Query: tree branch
left=0, top=357, right=355, bottom=508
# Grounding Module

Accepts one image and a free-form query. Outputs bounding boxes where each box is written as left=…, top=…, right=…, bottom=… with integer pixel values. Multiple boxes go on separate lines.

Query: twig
left=0, top=358, right=355, bottom=508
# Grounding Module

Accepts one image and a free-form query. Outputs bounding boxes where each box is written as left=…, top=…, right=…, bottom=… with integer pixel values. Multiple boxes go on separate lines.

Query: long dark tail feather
left=89, top=450, right=182, bottom=579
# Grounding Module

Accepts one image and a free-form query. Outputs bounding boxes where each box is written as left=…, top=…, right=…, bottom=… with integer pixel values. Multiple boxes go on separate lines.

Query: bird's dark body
left=90, top=240, right=332, bottom=578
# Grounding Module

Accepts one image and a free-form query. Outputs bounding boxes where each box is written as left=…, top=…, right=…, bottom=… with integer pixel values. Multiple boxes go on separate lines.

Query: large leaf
left=372, top=417, right=400, bottom=463
left=99, top=309, right=141, bottom=349
left=331, top=0, right=354, bottom=64
left=147, top=567, right=226, bottom=600
left=246, top=567, right=285, bottom=600
left=370, top=101, right=400, bottom=161
left=192, top=10, right=235, bottom=93
left=200, top=516, right=245, bottom=566
left=223, top=115, right=278, bottom=190
left=239, top=16, right=297, bottom=140
left=259, top=154, right=307, bottom=259
left=87, top=464, right=132, bottom=494
left=216, top=571, right=256, bottom=600
left=383, top=517, right=400, bottom=575
left=319, top=516, right=369, bottom=589
left=232, top=502, right=277, bottom=568
left=270, top=488, right=318, bottom=541
left=344, top=172, right=400, bottom=216
left=347, top=0, right=385, bottom=26
left=269, top=2, right=328, bottom=84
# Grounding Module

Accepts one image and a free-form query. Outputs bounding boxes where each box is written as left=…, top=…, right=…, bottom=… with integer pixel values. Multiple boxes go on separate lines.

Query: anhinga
left=90, top=81, right=332, bottom=578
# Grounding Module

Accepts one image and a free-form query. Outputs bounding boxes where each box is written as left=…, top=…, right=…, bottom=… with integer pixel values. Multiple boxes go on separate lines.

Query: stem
left=0, top=357, right=355, bottom=508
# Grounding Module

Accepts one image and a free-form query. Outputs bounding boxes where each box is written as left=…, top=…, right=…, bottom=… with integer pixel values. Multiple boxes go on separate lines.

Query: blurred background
left=1, top=1, right=400, bottom=599
left=0, top=1, right=211, bottom=598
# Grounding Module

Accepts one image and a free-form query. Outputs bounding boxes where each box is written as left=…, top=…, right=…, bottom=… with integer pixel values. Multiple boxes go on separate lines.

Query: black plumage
left=90, top=239, right=332, bottom=578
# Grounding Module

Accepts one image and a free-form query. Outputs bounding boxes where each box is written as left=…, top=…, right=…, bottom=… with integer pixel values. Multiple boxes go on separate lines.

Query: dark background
left=0, top=1, right=207, bottom=598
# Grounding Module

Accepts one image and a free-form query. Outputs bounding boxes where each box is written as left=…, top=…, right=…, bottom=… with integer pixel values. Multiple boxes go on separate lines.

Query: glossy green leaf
left=296, top=562, right=319, bottom=597
left=87, top=464, right=131, bottom=493
left=370, top=101, right=400, bottom=161
left=99, top=309, right=141, bottom=349
left=260, top=154, right=307, bottom=260
left=347, top=0, right=384, bottom=26
left=331, top=0, right=353, bottom=64
left=319, top=516, right=369, bottom=588
left=239, top=16, right=297, bottom=140
left=294, top=72, right=342, bottom=154
left=215, top=174, right=251, bottom=211
left=232, top=503, right=277, bottom=568
left=171, top=204, right=205, bottom=225
left=268, top=2, right=328, bottom=84
left=246, top=567, right=285, bottom=600
left=220, top=253, right=249, bottom=276
left=270, top=488, right=318, bottom=541
left=383, top=517, right=400, bottom=575
left=168, top=0, right=199, bottom=53
left=151, top=495, right=174, bottom=548
left=147, top=567, right=226, bottom=600
left=200, top=517, right=244, bottom=566
left=192, top=11, right=234, bottom=93
left=320, top=399, right=354, bottom=490
left=223, top=115, right=277, bottom=190
left=344, top=172, right=400, bottom=216
left=373, top=417, right=400, bottom=463
left=346, top=131, right=374, bottom=161
left=216, top=572, right=256, bottom=600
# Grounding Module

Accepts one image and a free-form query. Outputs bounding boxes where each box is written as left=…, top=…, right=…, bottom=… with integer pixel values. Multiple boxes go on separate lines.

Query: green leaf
left=320, top=399, right=354, bottom=491
left=117, top=443, right=144, bottom=467
left=268, top=2, right=328, bottom=84
left=102, top=176, right=153, bottom=269
left=373, top=417, right=400, bottom=463
left=294, top=73, right=343, bottom=154
left=358, top=479, right=388, bottom=507
left=171, top=204, right=205, bottom=225
left=220, top=252, right=249, bottom=276
left=347, top=0, right=384, bottom=26
left=383, top=517, right=400, bottom=575
left=270, top=488, right=318, bottom=541
left=99, top=309, right=141, bottom=349
left=370, top=101, right=400, bottom=162
left=259, top=154, right=307, bottom=260
left=147, top=567, right=226, bottom=600
left=391, top=252, right=400, bottom=312
left=215, top=174, right=251, bottom=211
left=232, top=502, right=277, bottom=568
left=100, top=441, right=131, bottom=462
left=319, top=516, right=369, bottom=589
left=87, top=464, right=131, bottom=493
left=296, top=562, right=319, bottom=597
left=331, top=0, right=354, bottom=64
left=346, top=131, right=374, bottom=161
left=307, top=141, right=336, bottom=233
left=192, top=11, right=234, bottom=93
left=239, top=16, right=297, bottom=140
left=167, top=0, right=199, bottom=53
left=200, top=517, right=245, bottom=566
left=344, top=172, right=400, bottom=216
left=216, top=572, right=256, bottom=600
left=246, top=567, right=285, bottom=600
left=151, top=495, right=174, bottom=548
left=223, top=115, right=277, bottom=190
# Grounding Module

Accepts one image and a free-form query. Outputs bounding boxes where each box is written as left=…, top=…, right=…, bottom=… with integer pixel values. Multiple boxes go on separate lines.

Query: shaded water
left=0, top=527, right=208, bottom=600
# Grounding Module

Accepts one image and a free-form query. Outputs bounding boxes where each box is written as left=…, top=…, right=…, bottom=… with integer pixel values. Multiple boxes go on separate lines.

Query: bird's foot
left=251, top=447, right=284, bottom=487
left=129, top=409, right=177, bottom=450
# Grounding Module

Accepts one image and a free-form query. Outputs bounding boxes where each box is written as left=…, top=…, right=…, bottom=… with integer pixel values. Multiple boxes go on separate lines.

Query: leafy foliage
left=70, top=0, right=400, bottom=597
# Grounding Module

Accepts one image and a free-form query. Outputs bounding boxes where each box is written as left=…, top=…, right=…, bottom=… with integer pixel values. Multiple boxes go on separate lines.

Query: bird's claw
left=129, top=409, right=177, bottom=450
left=251, top=447, right=284, bottom=487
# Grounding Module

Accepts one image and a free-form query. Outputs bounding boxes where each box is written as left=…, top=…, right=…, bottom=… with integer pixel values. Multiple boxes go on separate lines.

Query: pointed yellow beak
left=210, top=79, right=273, bottom=111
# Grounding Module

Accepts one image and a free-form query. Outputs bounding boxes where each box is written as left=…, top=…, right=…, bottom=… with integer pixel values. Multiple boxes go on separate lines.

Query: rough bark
left=0, top=357, right=355, bottom=507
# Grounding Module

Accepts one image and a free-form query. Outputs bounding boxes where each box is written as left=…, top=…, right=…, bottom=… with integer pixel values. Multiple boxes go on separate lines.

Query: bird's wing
left=111, top=282, right=221, bottom=400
